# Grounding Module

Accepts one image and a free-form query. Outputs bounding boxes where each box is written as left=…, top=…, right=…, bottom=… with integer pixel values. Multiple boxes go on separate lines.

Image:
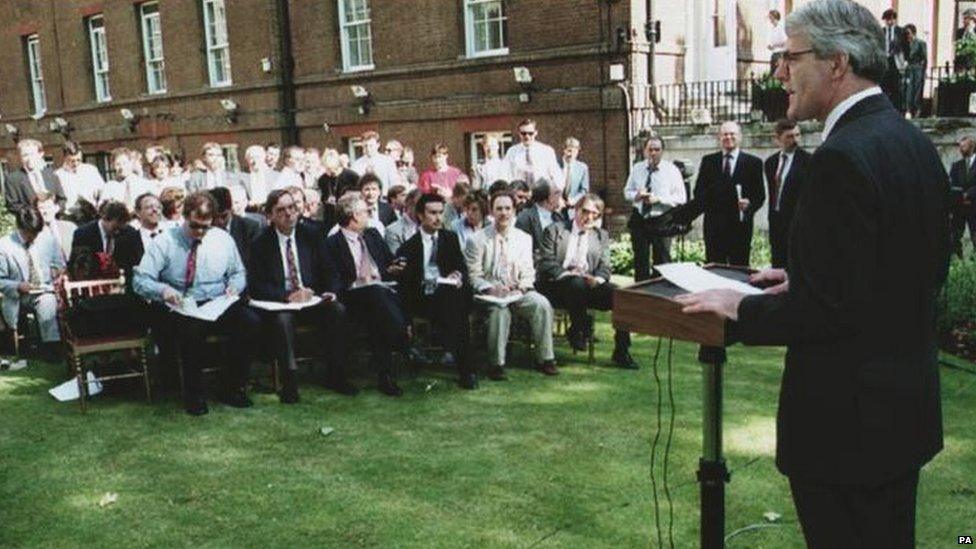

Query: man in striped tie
left=763, top=119, right=810, bottom=268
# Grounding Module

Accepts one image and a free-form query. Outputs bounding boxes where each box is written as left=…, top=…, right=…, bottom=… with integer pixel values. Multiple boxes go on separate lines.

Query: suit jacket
left=186, top=170, right=244, bottom=193
left=464, top=224, right=536, bottom=293
left=247, top=223, right=338, bottom=302
left=384, top=216, right=419, bottom=254
left=0, top=231, right=64, bottom=330
left=395, top=229, right=469, bottom=311
left=690, top=150, right=765, bottom=243
left=377, top=201, right=397, bottom=227
left=559, top=159, right=590, bottom=203
left=68, top=220, right=145, bottom=284
left=515, top=205, right=564, bottom=252
left=323, top=227, right=395, bottom=296
left=227, top=215, right=261, bottom=265
left=536, top=220, right=611, bottom=283
left=884, top=25, right=910, bottom=58
left=763, top=147, right=810, bottom=224
left=4, top=167, right=66, bottom=213
left=732, top=93, right=948, bottom=486
left=949, top=157, right=976, bottom=201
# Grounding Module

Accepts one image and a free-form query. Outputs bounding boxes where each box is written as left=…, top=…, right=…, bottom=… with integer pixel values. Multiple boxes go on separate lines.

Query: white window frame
left=87, top=15, right=111, bottom=102
left=464, top=0, right=508, bottom=58
left=221, top=144, right=240, bottom=172
left=469, top=131, right=512, bottom=167
left=25, top=34, right=47, bottom=116
left=202, top=0, right=232, bottom=87
left=346, top=137, right=366, bottom=161
left=140, top=2, right=167, bottom=94
left=337, top=0, right=374, bottom=72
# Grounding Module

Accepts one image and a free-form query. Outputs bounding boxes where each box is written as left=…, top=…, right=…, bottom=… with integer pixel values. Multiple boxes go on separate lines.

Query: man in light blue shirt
left=559, top=137, right=590, bottom=214
left=134, top=191, right=260, bottom=416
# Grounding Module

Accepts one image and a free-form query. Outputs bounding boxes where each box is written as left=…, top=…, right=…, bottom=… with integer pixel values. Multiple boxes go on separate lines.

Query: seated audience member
left=133, top=192, right=260, bottom=416
left=54, top=141, right=103, bottom=214
left=487, top=179, right=510, bottom=195
left=387, top=185, right=407, bottom=220
left=464, top=191, right=557, bottom=379
left=515, top=181, right=564, bottom=255
left=147, top=153, right=184, bottom=196
left=324, top=194, right=409, bottom=396
left=536, top=194, right=637, bottom=368
left=275, top=146, right=306, bottom=190
left=242, top=145, right=274, bottom=211
left=451, top=190, right=491, bottom=249
left=211, top=187, right=261, bottom=266
left=265, top=142, right=282, bottom=172
left=304, top=188, right=322, bottom=222
left=384, top=188, right=422, bottom=254
left=318, top=149, right=360, bottom=205
left=286, top=186, right=326, bottom=235
left=360, top=174, right=397, bottom=232
left=69, top=201, right=144, bottom=284
left=0, top=207, right=65, bottom=357
left=417, top=143, right=463, bottom=197
left=100, top=148, right=155, bottom=210
left=443, top=180, right=470, bottom=227
left=159, top=186, right=186, bottom=228
left=131, top=193, right=165, bottom=250
left=508, top=180, right=531, bottom=212
left=303, top=147, right=326, bottom=188
left=398, top=146, right=419, bottom=189
left=395, top=193, right=478, bottom=389
left=187, top=142, right=243, bottom=192
left=4, top=139, right=66, bottom=215
left=36, top=191, right=76, bottom=263
left=248, top=189, right=355, bottom=402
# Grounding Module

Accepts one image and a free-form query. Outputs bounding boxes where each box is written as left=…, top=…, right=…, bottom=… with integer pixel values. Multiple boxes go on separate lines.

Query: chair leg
left=140, top=346, right=152, bottom=403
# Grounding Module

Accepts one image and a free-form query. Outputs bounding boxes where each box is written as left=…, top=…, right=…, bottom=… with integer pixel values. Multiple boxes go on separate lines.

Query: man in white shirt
left=265, top=142, right=282, bottom=171
left=474, top=136, right=511, bottom=189
left=186, top=142, right=243, bottom=193
left=131, top=193, right=165, bottom=251
left=241, top=144, right=275, bottom=210
left=764, top=119, right=810, bottom=268
left=274, top=146, right=307, bottom=190
left=54, top=141, right=104, bottom=213
left=100, top=148, right=156, bottom=210
left=504, top=119, right=564, bottom=190
left=623, top=136, right=688, bottom=281
left=385, top=188, right=421, bottom=253
left=350, top=130, right=400, bottom=194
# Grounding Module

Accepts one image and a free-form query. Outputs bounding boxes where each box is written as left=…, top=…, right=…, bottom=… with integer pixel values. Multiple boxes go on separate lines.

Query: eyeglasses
left=520, top=131, right=536, bottom=136
left=780, top=49, right=814, bottom=65
left=188, top=221, right=212, bottom=231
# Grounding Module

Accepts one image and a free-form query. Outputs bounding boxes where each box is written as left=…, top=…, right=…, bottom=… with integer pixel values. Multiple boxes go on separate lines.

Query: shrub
left=937, top=257, right=976, bottom=337
left=609, top=230, right=772, bottom=275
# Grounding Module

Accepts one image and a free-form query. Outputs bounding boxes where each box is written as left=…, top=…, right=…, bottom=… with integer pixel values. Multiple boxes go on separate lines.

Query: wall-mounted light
left=322, top=122, right=331, bottom=134
left=220, top=98, right=239, bottom=124
left=350, top=85, right=373, bottom=115
left=261, top=57, right=273, bottom=73
left=4, top=123, right=20, bottom=143
left=513, top=66, right=533, bottom=103
left=48, top=116, right=72, bottom=137
left=120, top=108, right=140, bottom=132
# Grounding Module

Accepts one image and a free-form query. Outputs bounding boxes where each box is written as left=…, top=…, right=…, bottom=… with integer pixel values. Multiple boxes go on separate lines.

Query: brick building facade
left=0, top=0, right=655, bottom=218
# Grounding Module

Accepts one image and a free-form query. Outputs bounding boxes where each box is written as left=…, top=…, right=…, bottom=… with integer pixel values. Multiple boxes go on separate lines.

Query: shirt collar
left=821, top=86, right=883, bottom=140
left=340, top=227, right=361, bottom=242
left=722, top=148, right=739, bottom=160
left=276, top=228, right=296, bottom=241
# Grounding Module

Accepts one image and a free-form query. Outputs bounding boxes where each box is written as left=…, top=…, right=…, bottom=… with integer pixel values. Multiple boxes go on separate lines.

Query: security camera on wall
left=220, top=99, right=238, bottom=111
left=322, top=122, right=331, bottom=134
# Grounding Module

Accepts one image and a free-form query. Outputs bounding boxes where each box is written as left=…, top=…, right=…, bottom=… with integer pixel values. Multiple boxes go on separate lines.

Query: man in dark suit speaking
left=690, top=121, right=765, bottom=266
left=676, top=1, right=949, bottom=546
left=763, top=118, right=810, bottom=268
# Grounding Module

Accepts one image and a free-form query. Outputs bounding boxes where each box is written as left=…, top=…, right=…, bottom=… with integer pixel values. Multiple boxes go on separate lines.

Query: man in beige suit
left=465, top=190, right=557, bottom=380
left=537, top=194, right=637, bottom=369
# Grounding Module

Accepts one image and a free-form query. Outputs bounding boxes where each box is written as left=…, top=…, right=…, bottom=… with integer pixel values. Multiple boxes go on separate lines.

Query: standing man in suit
left=560, top=138, right=590, bottom=213
left=396, top=193, right=478, bottom=389
left=880, top=9, right=908, bottom=113
left=537, top=194, right=637, bottom=369
left=515, top=181, right=563, bottom=255
left=69, top=201, right=144, bottom=283
left=764, top=119, right=810, bottom=268
left=949, top=136, right=976, bottom=258
left=134, top=191, right=260, bottom=416
left=624, top=136, right=688, bottom=281
left=186, top=143, right=242, bottom=193
left=385, top=188, right=421, bottom=253
left=465, top=191, right=557, bottom=380
left=0, top=207, right=64, bottom=358
left=248, top=189, right=354, bottom=402
left=210, top=187, right=260, bottom=266
left=4, top=139, right=65, bottom=214
left=324, top=194, right=409, bottom=397
left=676, top=2, right=948, bottom=545
left=691, top=121, right=765, bottom=266
left=242, top=144, right=275, bottom=211
left=36, top=191, right=76, bottom=264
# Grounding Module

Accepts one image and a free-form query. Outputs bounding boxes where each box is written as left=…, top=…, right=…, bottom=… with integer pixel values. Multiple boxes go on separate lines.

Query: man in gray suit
left=385, top=188, right=421, bottom=254
left=559, top=137, right=590, bottom=212
left=4, top=139, right=66, bottom=214
left=537, top=194, right=637, bottom=368
left=515, top=181, right=563, bottom=255
left=186, top=142, right=243, bottom=193
left=465, top=190, right=557, bottom=379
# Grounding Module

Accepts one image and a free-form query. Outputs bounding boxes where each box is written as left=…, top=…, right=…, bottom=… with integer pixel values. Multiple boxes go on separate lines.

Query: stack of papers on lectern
left=655, top=263, right=762, bottom=295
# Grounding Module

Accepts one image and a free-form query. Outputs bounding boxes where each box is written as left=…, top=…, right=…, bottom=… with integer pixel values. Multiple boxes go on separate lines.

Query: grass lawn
left=1, top=312, right=973, bottom=547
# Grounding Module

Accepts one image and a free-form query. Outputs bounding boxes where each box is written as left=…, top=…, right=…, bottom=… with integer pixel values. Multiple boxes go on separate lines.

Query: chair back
left=55, top=274, right=128, bottom=341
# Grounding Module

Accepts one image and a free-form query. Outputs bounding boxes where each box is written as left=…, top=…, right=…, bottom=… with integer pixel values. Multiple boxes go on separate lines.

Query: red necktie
left=184, top=239, right=201, bottom=291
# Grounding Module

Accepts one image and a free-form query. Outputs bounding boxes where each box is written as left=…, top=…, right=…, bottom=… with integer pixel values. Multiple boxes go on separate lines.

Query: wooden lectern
left=613, top=264, right=754, bottom=549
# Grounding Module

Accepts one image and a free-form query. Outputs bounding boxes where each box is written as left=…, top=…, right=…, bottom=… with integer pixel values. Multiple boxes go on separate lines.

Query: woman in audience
left=158, top=186, right=186, bottom=228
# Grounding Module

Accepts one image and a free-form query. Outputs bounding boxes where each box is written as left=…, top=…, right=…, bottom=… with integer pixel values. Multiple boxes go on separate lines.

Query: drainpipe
left=617, top=82, right=635, bottom=168
left=273, top=0, right=298, bottom=146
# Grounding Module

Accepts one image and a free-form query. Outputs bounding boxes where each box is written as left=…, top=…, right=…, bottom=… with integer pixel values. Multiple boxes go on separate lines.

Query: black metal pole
left=698, top=358, right=730, bottom=548
left=273, top=0, right=298, bottom=146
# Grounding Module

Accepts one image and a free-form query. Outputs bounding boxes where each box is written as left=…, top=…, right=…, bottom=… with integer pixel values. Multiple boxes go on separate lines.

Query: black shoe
left=486, top=365, right=507, bottom=381
left=536, top=360, right=559, bottom=376
left=325, top=378, right=360, bottom=396
left=612, top=349, right=639, bottom=370
left=378, top=375, right=403, bottom=397
left=279, top=385, right=299, bottom=404
left=185, top=399, right=209, bottom=416
left=459, top=373, right=479, bottom=390
left=567, top=330, right=588, bottom=352
left=218, top=389, right=253, bottom=408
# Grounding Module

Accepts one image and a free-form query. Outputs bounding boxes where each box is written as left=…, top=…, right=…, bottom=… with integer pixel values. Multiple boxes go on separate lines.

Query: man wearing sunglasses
left=504, top=119, right=563, bottom=190
left=676, top=1, right=948, bottom=545
left=134, top=191, right=260, bottom=416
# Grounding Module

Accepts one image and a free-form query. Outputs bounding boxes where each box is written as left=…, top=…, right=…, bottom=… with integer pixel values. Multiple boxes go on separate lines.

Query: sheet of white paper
left=436, top=276, right=462, bottom=287
left=249, top=295, right=323, bottom=312
left=351, top=281, right=397, bottom=290
left=655, top=263, right=762, bottom=296
left=49, top=371, right=103, bottom=402
left=474, top=293, right=523, bottom=306
left=169, top=294, right=240, bottom=322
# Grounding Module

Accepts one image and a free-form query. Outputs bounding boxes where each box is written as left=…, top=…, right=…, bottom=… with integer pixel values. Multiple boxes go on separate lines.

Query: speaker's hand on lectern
left=674, top=289, right=744, bottom=321
left=750, top=268, right=789, bottom=295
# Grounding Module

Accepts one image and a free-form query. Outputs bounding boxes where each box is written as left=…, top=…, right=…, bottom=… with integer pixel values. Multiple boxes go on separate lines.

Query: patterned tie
left=495, top=234, right=514, bottom=287
left=285, top=237, right=300, bottom=291
left=26, top=245, right=42, bottom=286
left=771, top=152, right=785, bottom=212
left=184, top=239, right=201, bottom=292
left=356, top=235, right=373, bottom=283
left=524, top=146, right=534, bottom=182
left=723, top=154, right=732, bottom=179
left=644, top=164, right=659, bottom=215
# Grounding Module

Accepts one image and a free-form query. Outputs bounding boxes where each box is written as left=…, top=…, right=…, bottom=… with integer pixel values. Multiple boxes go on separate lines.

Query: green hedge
left=610, top=231, right=772, bottom=277
left=938, top=257, right=976, bottom=337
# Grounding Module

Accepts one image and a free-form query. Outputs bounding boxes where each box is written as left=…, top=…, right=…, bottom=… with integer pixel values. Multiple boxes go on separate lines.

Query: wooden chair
left=55, top=275, right=151, bottom=412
